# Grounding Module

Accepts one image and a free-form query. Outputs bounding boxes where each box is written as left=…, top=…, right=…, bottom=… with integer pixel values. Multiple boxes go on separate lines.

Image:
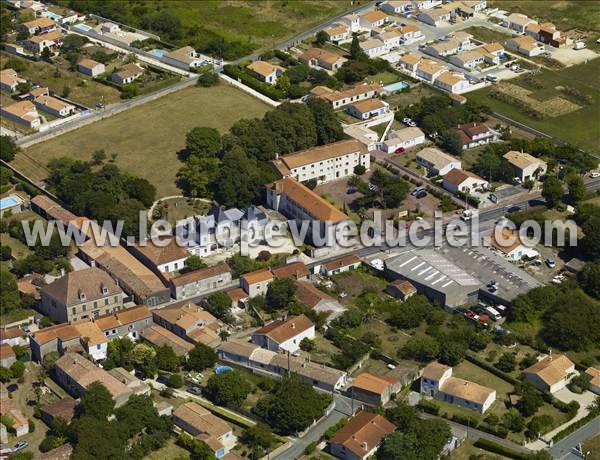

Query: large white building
left=271, top=139, right=370, bottom=184
left=523, top=355, right=575, bottom=393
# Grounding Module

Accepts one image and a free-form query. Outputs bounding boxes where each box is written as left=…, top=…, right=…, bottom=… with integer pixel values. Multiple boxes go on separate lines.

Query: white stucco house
left=251, top=314, right=315, bottom=353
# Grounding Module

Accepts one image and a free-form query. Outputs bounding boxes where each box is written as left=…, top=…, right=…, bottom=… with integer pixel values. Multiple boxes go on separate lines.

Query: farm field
left=467, top=58, right=600, bottom=153
left=17, top=84, right=270, bottom=198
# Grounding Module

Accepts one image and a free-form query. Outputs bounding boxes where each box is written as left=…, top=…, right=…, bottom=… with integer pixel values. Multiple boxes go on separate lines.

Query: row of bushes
left=465, top=353, right=519, bottom=385
left=553, top=412, right=600, bottom=442
left=457, top=190, right=481, bottom=208
left=222, top=64, right=285, bottom=100
left=473, top=439, right=530, bottom=460
left=417, top=400, right=440, bottom=415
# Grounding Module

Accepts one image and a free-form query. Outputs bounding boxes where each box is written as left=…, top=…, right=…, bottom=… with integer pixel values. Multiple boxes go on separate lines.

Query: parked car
left=12, top=441, right=29, bottom=452
left=7, top=384, right=18, bottom=392
left=507, top=205, right=522, bottom=213
left=394, top=147, right=405, bottom=154
left=408, top=121, right=417, bottom=127
left=486, top=74, right=498, bottom=82
left=187, top=386, right=202, bottom=395
left=411, top=186, right=426, bottom=196
left=415, top=190, right=427, bottom=199
left=134, top=370, right=147, bottom=381
left=545, top=258, right=556, bottom=268
left=156, top=375, right=169, bottom=385
left=347, top=186, right=358, bottom=194
left=415, top=216, right=424, bottom=222
left=590, top=171, right=600, bottom=178
left=489, top=193, right=498, bottom=204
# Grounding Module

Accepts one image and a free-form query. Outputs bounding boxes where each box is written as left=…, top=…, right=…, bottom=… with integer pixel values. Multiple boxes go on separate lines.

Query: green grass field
left=17, top=84, right=270, bottom=198
left=467, top=58, right=600, bottom=153
left=462, top=26, right=513, bottom=44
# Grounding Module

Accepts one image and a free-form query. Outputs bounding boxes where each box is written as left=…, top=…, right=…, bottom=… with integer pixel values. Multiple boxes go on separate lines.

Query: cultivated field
left=17, top=84, right=270, bottom=197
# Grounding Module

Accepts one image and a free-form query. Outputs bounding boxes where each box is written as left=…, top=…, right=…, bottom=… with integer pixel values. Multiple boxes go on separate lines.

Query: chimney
left=291, top=323, right=296, bottom=329
left=361, top=441, right=368, bottom=450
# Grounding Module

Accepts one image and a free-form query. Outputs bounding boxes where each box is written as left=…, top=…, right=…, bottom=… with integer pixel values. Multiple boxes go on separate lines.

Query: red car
left=394, top=147, right=405, bottom=154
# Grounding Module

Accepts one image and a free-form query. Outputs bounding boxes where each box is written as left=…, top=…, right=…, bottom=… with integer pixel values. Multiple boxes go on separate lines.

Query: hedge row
left=473, top=439, right=530, bottom=460
left=465, top=353, right=519, bottom=385
left=223, top=64, right=285, bottom=101
left=417, top=400, right=440, bottom=415
left=553, top=413, right=600, bottom=442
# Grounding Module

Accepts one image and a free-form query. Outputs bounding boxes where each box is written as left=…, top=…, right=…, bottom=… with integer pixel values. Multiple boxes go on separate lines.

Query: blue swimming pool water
left=0, top=197, right=18, bottom=209
left=74, top=23, right=92, bottom=32
left=150, top=49, right=167, bottom=57
left=384, top=81, right=409, bottom=93
left=45, top=12, right=62, bottom=21
left=215, top=366, right=233, bottom=375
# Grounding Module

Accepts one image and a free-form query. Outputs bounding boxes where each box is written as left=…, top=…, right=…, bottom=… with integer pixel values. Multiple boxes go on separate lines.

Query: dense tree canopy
left=79, top=382, right=115, bottom=420
left=205, top=371, right=252, bottom=407
left=187, top=343, right=217, bottom=371
left=265, top=278, right=297, bottom=311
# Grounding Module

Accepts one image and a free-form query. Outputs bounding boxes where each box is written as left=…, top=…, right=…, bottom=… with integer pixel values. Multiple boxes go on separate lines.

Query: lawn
left=365, top=71, right=402, bottom=85
left=0, top=51, right=121, bottom=108
left=384, top=84, right=439, bottom=110
left=467, top=59, right=600, bottom=153
left=143, top=437, right=189, bottom=460
left=462, top=26, right=513, bottom=44
left=585, top=434, right=600, bottom=460
left=450, top=439, right=511, bottom=459
left=18, top=84, right=271, bottom=198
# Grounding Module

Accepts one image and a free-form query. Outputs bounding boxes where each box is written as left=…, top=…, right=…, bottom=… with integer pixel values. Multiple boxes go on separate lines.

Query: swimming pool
left=0, top=197, right=18, bottom=209
left=150, top=49, right=167, bottom=57
left=74, top=23, right=92, bottom=32
left=384, top=81, right=409, bottom=93
left=215, top=366, right=233, bottom=375
left=45, top=12, right=63, bottom=21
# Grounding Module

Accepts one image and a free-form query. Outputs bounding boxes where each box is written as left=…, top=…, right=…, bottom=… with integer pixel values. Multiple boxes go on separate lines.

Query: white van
left=485, top=307, right=502, bottom=321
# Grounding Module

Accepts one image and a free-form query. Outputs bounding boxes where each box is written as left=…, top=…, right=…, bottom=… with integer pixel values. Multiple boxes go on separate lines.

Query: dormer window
left=79, top=290, right=86, bottom=301
left=101, top=284, right=109, bottom=296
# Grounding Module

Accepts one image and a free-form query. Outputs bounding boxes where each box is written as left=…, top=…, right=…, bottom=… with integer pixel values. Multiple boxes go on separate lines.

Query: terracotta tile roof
left=0, top=68, right=25, bottom=88
left=352, top=373, right=400, bottom=395
left=271, top=261, right=311, bottom=280
left=0, top=327, right=24, bottom=341
left=141, top=325, right=194, bottom=356
left=417, top=59, right=445, bottom=75
left=417, top=147, right=459, bottom=170
left=330, top=411, right=395, bottom=458
left=94, top=305, right=151, bottom=331
left=388, top=279, right=417, bottom=296
left=268, top=178, right=348, bottom=223
left=278, top=139, right=367, bottom=170
left=154, top=302, right=217, bottom=331
left=226, top=287, right=248, bottom=302
left=170, top=262, right=230, bottom=287
left=29, top=86, right=49, bottom=98
left=319, top=83, right=382, bottom=103
left=253, top=314, right=314, bottom=344
left=174, top=402, right=231, bottom=438
left=247, top=60, right=278, bottom=78
left=1, top=100, right=39, bottom=122
left=421, top=361, right=451, bottom=380
left=30, top=195, right=77, bottom=225
left=399, top=25, right=420, bottom=34
left=26, top=30, right=63, bottom=43
left=482, top=42, right=504, bottom=53
left=135, top=236, right=189, bottom=266
left=441, top=376, right=495, bottom=404
left=391, top=126, right=425, bottom=143
left=360, top=10, right=387, bottom=23
left=503, top=150, right=543, bottom=170
left=217, top=339, right=260, bottom=358
left=40, top=444, right=73, bottom=460
left=113, top=63, right=144, bottom=80
left=299, top=48, right=344, bottom=66
left=22, top=17, right=56, bottom=29
left=295, top=280, right=333, bottom=308
left=323, top=255, right=361, bottom=272
left=32, top=323, right=81, bottom=345
left=35, top=95, right=72, bottom=112
left=399, top=53, right=422, bottom=65
left=241, top=268, right=273, bottom=285
left=270, top=353, right=345, bottom=385
left=443, top=168, right=485, bottom=187
left=78, top=58, right=102, bottom=69
left=40, top=398, right=78, bottom=421
left=73, top=321, right=106, bottom=346
left=42, top=266, right=122, bottom=307
left=524, top=355, right=575, bottom=386
left=349, top=98, right=387, bottom=113
left=586, top=367, right=600, bottom=387
left=324, top=23, right=349, bottom=36
left=0, top=343, right=15, bottom=360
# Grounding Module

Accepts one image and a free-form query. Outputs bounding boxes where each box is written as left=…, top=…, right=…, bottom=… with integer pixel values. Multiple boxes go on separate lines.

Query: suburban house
left=359, top=10, right=388, bottom=29
left=94, top=305, right=153, bottom=342
left=39, top=266, right=125, bottom=324
left=346, top=98, right=389, bottom=120
left=217, top=339, right=347, bottom=391
left=33, top=95, right=76, bottom=117
left=0, top=327, right=26, bottom=347
left=18, top=17, right=56, bottom=35
left=28, top=86, right=50, bottom=99
left=168, top=262, right=232, bottom=300
left=131, top=236, right=190, bottom=274
left=350, top=373, right=402, bottom=406
left=343, top=124, right=380, bottom=151
left=161, top=46, right=207, bottom=70
left=449, top=49, right=485, bottom=69
left=246, top=60, right=283, bottom=85
left=416, top=147, right=461, bottom=176
left=505, top=35, right=545, bottom=57
left=111, top=63, right=144, bottom=85
left=385, top=279, right=417, bottom=300
left=0, top=399, right=29, bottom=438
left=425, top=39, right=462, bottom=58
left=77, top=58, right=106, bottom=77
left=108, top=367, right=150, bottom=396
left=310, top=83, right=382, bottom=109
left=380, top=0, right=413, bottom=14
left=141, top=325, right=194, bottom=357
left=225, top=288, right=249, bottom=309
left=451, top=122, right=499, bottom=149
left=329, top=411, right=395, bottom=460
left=418, top=8, right=452, bottom=27
left=173, top=402, right=236, bottom=458
left=503, top=13, right=537, bottom=33
left=240, top=269, right=273, bottom=297
left=251, top=314, right=315, bottom=353
left=299, top=48, right=346, bottom=71
left=320, top=254, right=362, bottom=276
left=442, top=168, right=489, bottom=194
left=271, top=261, right=310, bottom=280
left=503, top=150, right=547, bottom=182
left=39, top=399, right=78, bottom=426
left=295, top=280, right=345, bottom=317
left=340, top=14, right=361, bottom=33
left=23, top=30, right=63, bottom=53
left=0, top=344, right=16, bottom=368
left=322, top=23, right=350, bottom=44
left=54, top=353, right=133, bottom=407
left=421, top=362, right=497, bottom=413
left=537, top=22, right=567, bottom=48
left=3, top=43, right=25, bottom=56
left=413, top=0, right=443, bottom=9
left=0, top=68, right=26, bottom=92
left=377, top=29, right=403, bottom=49
left=398, top=24, right=423, bottom=43
left=480, top=42, right=505, bottom=64
left=486, top=228, right=539, bottom=262
left=416, top=59, right=446, bottom=82
left=359, top=37, right=388, bottom=58
left=99, top=21, right=120, bottom=34
left=523, top=354, right=575, bottom=393
left=0, top=100, right=41, bottom=128
left=434, top=71, right=470, bottom=94
left=72, top=320, right=109, bottom=361
left=271, top=139, right=370, bottom=184
left=398, top=52, right=422, bottom=73
left=585, top=367, right=600, bottom=395
left=152, top=301, right=222, bottom=346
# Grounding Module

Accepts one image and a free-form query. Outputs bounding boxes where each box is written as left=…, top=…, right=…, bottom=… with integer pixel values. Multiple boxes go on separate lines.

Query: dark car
left=156, top=375, right=169, bottom=385
left=7, top=384, right=18, bottom=392
left=415, top=190, right=428, bottom=199
left=507, top=205, right=522, bottom=213
left=134, top=370, right=147, bottom=381
left=528, top=199, right=545, bottom=207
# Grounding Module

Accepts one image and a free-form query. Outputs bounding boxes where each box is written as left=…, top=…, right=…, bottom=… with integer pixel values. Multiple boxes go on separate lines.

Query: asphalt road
left=550, top=417, right=600, bottom=460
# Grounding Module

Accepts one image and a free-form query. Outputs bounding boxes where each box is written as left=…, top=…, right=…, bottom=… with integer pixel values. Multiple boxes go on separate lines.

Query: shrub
left=473, top=439, right=529, bottom=459
left=167, top=373, right=184, bottom=388
left=417, top=400, right=440, bottom=415
left=223, top=64, right=285, bottom=100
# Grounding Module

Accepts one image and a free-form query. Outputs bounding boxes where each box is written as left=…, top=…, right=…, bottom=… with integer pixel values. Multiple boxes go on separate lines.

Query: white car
left=590, top=171, right=600, bottom=178
left=408, top=121, right=417, bottom=127
left=415, top=216, right=424, bottom=222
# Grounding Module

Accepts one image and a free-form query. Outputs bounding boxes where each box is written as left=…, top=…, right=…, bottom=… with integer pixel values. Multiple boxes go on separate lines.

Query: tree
left=61, top=34, right=88, bottom=53
left=527, top=415, right=553, bottom=439
left=91, top=149, right=107, bottom=165
left=71, top=416, right=126, bottom=459
left=350, top=35, right=363, bottom=60
left=185, top=255, right=208, bottom=272
left=388, top=295, right=431, bottom=329
left=299, top=337, right=314, bottom=352
left=185, top=127, right=222, bottom=158
left=542, top=177, right=563, bottom=208
left=187, top=343, right=217, bottom=371
left=0, top=135, right=18, bottom=162
left=502, top=408, right=525, bottom=432
left=79, top=381, right=115, bottom=419
left=131, top=343, right=157, bottom=376
left=567, top=174, right=586, bottom=204
left=400, top=335, right=440, bottom=362
left=178, top=154, right=221, bottom=198
left=495, top=352, right=517, bottom=372
left=439, top=130, right=463, bottom=155
left=265, top=278, right=297, bottom=312
left=42, top=351, right=60, bottom=371
left=205, top=292, right=233, bottom=322
left=241, top=423, right=276, bottom=453
left=376, top=418, right=451, bottom=460
left=385, top=402, right=420, bottom=432
left=579, top=261, right=600, bottom=299
left=315, top=30, right=328, bottom=45
left=516, top=382, right=543, bottom=417
left=354, top=164, right=366, bottom=175
left=276, top=74, right=291, bottom=94
left=167, top=373, right=184, bottom=388
left=155, top=344, right=179, bottom=372
left=177, top=433, right=216, bottom=460
left=9, top=361, right=25, bottom=380
left=205, top=371, right=252, bottom=407
left=197, top=71, right=219, bottom=87
left=306, top=97, right=343, bottom=145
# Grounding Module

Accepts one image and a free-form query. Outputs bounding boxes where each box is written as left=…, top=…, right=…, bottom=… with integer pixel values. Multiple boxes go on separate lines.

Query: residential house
left=141, top=325, right=194, bottom=357
left=153, top=301, right=222, bottom=346
left=252, top=314, right=315, bottom=353
left=295, top=280, right=346, bottom=317
left=299, top=48, right=346, bottom=71
left=54, top=353, right=132, bottom=407
left=0, top=344, right=16, bottom=368
left=385, top=279, right=417, bottom=300
left=0, top=327, right=25, bottom=348
left=451, top=122, right=499, bottom=149
left=271, top=261, right=311, bottom=280
left=585, top=367, right=600, bottom=395
left=503, top=150, right=547, bottom=182
left=380, top=1, right=413, bottom=14
left=0, top=68, right=26, bottom=92
left=0, top=399, right=29, bottom=438
left=451, top=30, right=474, bottom=48
left=523, top=354, right=575, bottom=393
left=359, top=38, right=388, bottom=58
left=322, top=23, right=350, bottom=44
left=321, top=254, right=362, bottom=276
left=77, top=58, right=105, bottom=77
left=350, top=373, right=402, bottom=406
left=480, top=42, right=505, bottom=64
left=449, top=49, right=485, bottom=69
left=108, top=367, right=150, bottom=396
left=34, top=95, right=76, bottom=117
left=486, top=228, right=539, bottom=262
left=442, top=168, right=489, bottom=194
left=329, top=411, right=395, bottom=460
left=416, top=59, right=446, bottom=82
left=73, top=320, right=109, bottom=361
left=461, top=0, right=487, bottom=12
left=359, top=10, right=388, bottom=29
left=418, top=8, right=451, bottom=27
left=3, top=43, right=25, bottom=56
left=425, top=39, right=461, bottom=58
left=131, top=236, right=190, bottom=274
left=173, top=402, right=236, bottom=458
left=94, top=305, right=153, bottom=342
left=0, top=100, right=41, bottom=128
left=18, top=17, right=56, bottom=35
left=503, top=13, right=537, bottom=34
left=374, top=29, right=404, bottom=51
left=225, top=288, right=248, bottom=309
left=168, top=262, right=232, bottom=300
left=413, top=0, right=443, bottom=9
left=29, top=86, right=50, bottom=98
left=505, top=35, right=545, bottom=57
left=346, top=98, right=389, bottom=120
left=161, top=46, right=208, bottom=70
left=39, top=399, right=78, bottom=426
left=100, top=22, right=120, bottom=34
left=246, top=60, right=283, bottom=85
left=343, top=124, right=380, bottom=151
left=397, top=25, right=423, bottom=43
left=111, top=63, right=144, bottom=86
left=434, top=71, right=470, bottom=93
left=240, top=269, right=273, bottom=297
left=538, top=22, right=567, bottom=48
left=40, top=266, right=125, bottom=323
left=310, top=83, right=382, bottom=109
left=271, top=139, right=370, bottom=184
left=416, top=147, right=461, bottom=176
left=398, top=52, right=422, bottom=73
left=340, top=14, right=361, bottom=33
left=421, top=362, right=496, bottom=413
left=23, top=30, right=63, bottom=53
